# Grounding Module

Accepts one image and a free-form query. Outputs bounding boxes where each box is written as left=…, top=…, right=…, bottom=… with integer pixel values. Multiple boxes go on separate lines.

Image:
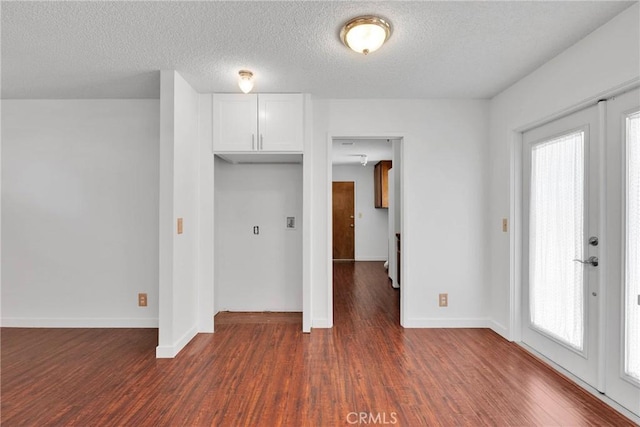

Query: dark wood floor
left=1, top=261, right=635, bottom=426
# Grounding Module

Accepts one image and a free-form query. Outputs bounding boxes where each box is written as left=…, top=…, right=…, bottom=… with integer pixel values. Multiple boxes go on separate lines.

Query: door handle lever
left=573, top=256, right=598, bottom=267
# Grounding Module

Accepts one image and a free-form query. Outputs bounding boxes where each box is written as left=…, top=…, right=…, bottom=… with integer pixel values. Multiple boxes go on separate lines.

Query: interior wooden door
left=332, top=181, right=355, bottom=260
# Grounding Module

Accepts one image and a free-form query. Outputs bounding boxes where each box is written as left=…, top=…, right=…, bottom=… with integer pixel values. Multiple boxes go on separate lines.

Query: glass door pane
left=529, top=131, right=585, bottom=350
left=626, top=111, right=640, bottom=382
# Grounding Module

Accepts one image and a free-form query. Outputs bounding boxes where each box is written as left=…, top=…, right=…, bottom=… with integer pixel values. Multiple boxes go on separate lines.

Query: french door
left=604, top=88, right=640, bottom=416
left=522, top=105, right=600, bottom=388
left=522, top=88, right=640, bottom=417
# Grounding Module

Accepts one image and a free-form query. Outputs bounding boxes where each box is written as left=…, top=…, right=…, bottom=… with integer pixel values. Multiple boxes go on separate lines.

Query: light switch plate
left=177, top=218, right=183, bottom=234
left=138, top=293, right=148, bottom=307
left=502, top=218, right=508, bottom=233
left=439, top=293, right=448, bottom=307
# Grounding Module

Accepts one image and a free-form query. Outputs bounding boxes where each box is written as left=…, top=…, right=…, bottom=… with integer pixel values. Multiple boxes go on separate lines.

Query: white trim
left=312, top=318, right=332, bottom=328
left=155, top=325, right=198, bottom=358
left=490, top=320, right=509, bottom=340
left=326, top=135, right=334, bottom=328
left=597, top=100, right=608, bottom=392
left=198, top=93, right=215, bottom=335
left=355, top=257, right=388, bottom=262
left=403, top=318, right=490, bottom=328
left=155, top=345, right=177, bottom=358
left=1, top=317, right=159, bottom=328
left=398, top=139, right=406, bottom=327
left=302, top=94, right=313, bottom=333
left=509, top=130, right=523, bottom=342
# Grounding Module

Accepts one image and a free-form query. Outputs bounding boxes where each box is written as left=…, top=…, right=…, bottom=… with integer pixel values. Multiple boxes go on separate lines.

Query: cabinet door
left=374, top=161, right=392, bottom=208
left=258, top=94, right=303, bottom=152
left=213, top=94, right=258, bottom=152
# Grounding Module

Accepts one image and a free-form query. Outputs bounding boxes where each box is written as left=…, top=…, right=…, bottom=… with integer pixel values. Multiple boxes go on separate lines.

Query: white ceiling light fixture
left=340, top=15, right=391, bottom=55
left=347, top=153, right=369, bottom=166
left=238, top=70, right=254, bottom=93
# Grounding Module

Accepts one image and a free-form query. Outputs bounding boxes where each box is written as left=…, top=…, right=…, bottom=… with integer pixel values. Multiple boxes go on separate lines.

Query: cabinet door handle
left=252, top=134, right=255, bottom=151
left=260, top=134, right=264, bottom=151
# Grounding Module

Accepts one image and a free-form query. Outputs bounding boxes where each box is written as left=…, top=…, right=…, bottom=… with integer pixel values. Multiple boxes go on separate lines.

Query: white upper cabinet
left=213, top=93, right=303, bottom=153
left=212, top=94, right=258, bottom=152
left=258, top=94, right=303, bottom=152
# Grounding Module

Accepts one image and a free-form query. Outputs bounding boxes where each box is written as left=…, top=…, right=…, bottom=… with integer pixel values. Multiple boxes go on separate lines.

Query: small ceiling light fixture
left=238, top=70, right=254, bottom=93
left=360, top=154, right=368, bottom=166
left=340, top=15, right=391, bottom=55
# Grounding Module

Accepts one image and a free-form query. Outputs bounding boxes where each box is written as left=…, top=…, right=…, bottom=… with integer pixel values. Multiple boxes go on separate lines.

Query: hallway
left=1, top=262, right=633, bottom=425
left=333, top=261, right=399, bottom=328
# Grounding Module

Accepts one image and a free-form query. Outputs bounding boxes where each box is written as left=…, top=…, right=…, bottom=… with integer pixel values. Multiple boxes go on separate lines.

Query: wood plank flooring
left=1, top=261, right=635, bottom=426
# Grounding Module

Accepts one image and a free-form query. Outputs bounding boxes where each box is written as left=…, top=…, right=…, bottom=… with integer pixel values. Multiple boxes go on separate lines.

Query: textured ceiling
left=1, top=1, right=635, bottom=99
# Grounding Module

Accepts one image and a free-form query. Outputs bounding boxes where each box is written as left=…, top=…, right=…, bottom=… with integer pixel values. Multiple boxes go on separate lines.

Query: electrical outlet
left=439, top=293, right=448, bottom=307
left=177, top=218, right=183, bottom=234
left=138, top=293, right=148, bottom=307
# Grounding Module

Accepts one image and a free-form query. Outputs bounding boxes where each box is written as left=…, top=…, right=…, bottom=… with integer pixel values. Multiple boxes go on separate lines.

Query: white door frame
left=508, top=80, right=640, bottom=419
left=326, top=132, right=406, bottom=327
left=508, top=79, right=640, bottom=344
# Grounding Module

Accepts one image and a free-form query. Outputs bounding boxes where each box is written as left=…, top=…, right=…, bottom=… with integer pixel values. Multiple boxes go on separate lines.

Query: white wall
left=214, top=158, right=303, bottom=312
left=311, top=99, right=490, bottom=328
left=332, top=164, right=389, bottom=261
left=1, top=100, right=159, bottom=327
left=488, top=3, right=640, bottom=339
left=157, top=70, right=200, bottom=357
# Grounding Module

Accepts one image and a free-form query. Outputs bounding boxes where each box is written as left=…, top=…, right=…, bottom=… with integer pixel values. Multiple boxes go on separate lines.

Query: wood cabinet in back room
left=374, top=160, right=392, bottom=208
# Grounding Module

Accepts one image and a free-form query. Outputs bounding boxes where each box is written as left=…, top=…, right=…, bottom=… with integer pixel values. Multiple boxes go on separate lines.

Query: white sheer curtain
left=626, top=111, right=640, bottom=381
left=529, top=131, right=585, bottom=351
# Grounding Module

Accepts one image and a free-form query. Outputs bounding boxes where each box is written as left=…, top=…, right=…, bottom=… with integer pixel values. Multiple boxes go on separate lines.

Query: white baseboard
left=215, top=307, right=303, bottom=312
left=402, top=317, right=490, bottom=328
left=354, top=257, right=387, bottom=262
left=1, top=317, right=158, bottom=328
left=199, top=325, right=214, bottom=334
left=312, top=318, right=332, bottom=328
left=489, top=320, right=509, bottom=340
left=156, top=326, right=198, bottom=359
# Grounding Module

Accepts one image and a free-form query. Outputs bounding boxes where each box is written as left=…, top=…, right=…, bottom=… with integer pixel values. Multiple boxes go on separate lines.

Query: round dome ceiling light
left=340, top=15, right=392, bottom=55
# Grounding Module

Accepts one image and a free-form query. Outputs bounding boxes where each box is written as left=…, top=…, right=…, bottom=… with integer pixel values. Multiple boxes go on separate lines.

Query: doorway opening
left=329, top=137, right=403, bottom=326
